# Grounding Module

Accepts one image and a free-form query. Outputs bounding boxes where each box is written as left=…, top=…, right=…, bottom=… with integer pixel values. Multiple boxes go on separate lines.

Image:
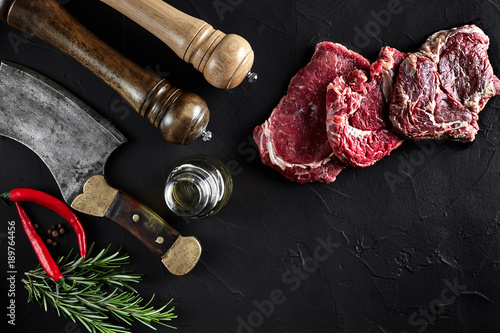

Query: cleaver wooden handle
left=71, top=175, right=201, bottom=275
left=100, top=0, right=255, bottom=89
left=0, top=0, right=209, bottom=145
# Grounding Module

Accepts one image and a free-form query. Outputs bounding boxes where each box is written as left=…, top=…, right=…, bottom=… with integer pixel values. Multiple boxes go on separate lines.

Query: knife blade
left=0, top=61, right=201, bottom=275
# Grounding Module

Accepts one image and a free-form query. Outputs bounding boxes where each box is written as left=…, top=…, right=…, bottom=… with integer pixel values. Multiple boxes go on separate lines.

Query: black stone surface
left=1, top=0, right=500, bottom=332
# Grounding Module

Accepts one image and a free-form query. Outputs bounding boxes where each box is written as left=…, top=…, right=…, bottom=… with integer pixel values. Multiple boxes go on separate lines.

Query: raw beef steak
left=389, top=25, right=500, bottom=142
left=253, top=42, right=370, bottom=183
left=326, top=47, right=406, bottom=167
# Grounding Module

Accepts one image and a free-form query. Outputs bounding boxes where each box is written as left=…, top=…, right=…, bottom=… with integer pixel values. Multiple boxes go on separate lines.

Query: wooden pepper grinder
left=0, top=0, right=211, bottom=145
left=100, top=0, right=257, bottom=89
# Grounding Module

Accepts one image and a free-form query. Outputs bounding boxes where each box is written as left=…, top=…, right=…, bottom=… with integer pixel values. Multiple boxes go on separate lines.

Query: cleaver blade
left=0, top=61, right=201, bottom=275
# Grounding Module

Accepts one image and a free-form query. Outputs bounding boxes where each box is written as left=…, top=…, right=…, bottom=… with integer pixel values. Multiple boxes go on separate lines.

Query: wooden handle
left=71, top=175, right=201, bottom=275
left=106, top=190, right=179, bottom=258
left=101, top=0, right=255, bottom=89
left=105, top=191, right=202, bottom=275
left=0, top=0, right=209, bottom=145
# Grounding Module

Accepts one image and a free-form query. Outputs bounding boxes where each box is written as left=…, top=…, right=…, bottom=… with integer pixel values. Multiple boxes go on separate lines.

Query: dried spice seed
left=52, top=241, right=58, bottom=247
left=51, top=230, right=59, bottom=238
left=46, top=238, right=53, bottom=245
left=59, top=228, right=66, bottom=235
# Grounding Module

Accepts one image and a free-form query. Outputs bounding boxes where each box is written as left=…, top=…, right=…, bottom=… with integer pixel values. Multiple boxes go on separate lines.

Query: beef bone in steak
left=253, top=42, right=370, bottom=183
left=389, top=25, right=500, bottom=142
left=326, top=47, right=406, bottom=168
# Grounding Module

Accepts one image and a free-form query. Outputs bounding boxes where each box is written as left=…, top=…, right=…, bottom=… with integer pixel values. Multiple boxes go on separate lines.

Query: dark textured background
left=1, top=0, right=500, bottom=332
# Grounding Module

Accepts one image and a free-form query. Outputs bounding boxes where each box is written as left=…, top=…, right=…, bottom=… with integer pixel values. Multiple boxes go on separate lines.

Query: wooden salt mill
left=0, top=0, right=211, bottom=145
left=100, top=0, right=257, bottom=89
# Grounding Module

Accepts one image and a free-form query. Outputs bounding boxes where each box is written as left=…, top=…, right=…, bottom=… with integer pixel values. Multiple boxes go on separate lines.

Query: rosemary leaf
left=23, top=244, right=177, bottom=333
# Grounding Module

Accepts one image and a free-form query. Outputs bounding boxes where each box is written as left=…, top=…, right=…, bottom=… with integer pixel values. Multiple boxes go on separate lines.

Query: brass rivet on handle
left=132, top=214, right=140, bottom=222
left=155, top=237, right=164, bottom=244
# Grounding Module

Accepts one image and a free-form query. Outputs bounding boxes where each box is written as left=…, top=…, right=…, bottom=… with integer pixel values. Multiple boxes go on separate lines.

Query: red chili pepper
left=1, top=189, right=86, bottom=259
left=16, top=202, right=63, bottom=282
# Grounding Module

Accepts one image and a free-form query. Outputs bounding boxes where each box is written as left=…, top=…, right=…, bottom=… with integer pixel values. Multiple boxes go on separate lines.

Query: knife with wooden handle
left=0, top=61, right=201, bottom=275
left=0, top=0, right=210, bottom=145
left=100, top=0, right=257, bottom=89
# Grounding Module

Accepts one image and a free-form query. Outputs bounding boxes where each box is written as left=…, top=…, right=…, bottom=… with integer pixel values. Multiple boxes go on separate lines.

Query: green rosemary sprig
left=22, top=244, right=177, bottom=333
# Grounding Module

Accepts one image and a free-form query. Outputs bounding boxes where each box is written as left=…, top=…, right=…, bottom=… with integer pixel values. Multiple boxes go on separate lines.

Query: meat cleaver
left=0, top=61, right=201, bottom=275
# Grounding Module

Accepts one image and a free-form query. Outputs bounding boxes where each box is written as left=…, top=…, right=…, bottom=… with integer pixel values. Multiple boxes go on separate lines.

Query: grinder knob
left=188, top=31, right=255, bottom=90
left=151, top=90, right=210, bottom=145
left=100, top=0, right=257, bottom=89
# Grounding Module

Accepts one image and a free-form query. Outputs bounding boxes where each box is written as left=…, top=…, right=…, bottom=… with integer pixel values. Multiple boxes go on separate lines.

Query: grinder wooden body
left=101, top=0, right=255, bottom=89
left=0, top=0, right=209, bottom=145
